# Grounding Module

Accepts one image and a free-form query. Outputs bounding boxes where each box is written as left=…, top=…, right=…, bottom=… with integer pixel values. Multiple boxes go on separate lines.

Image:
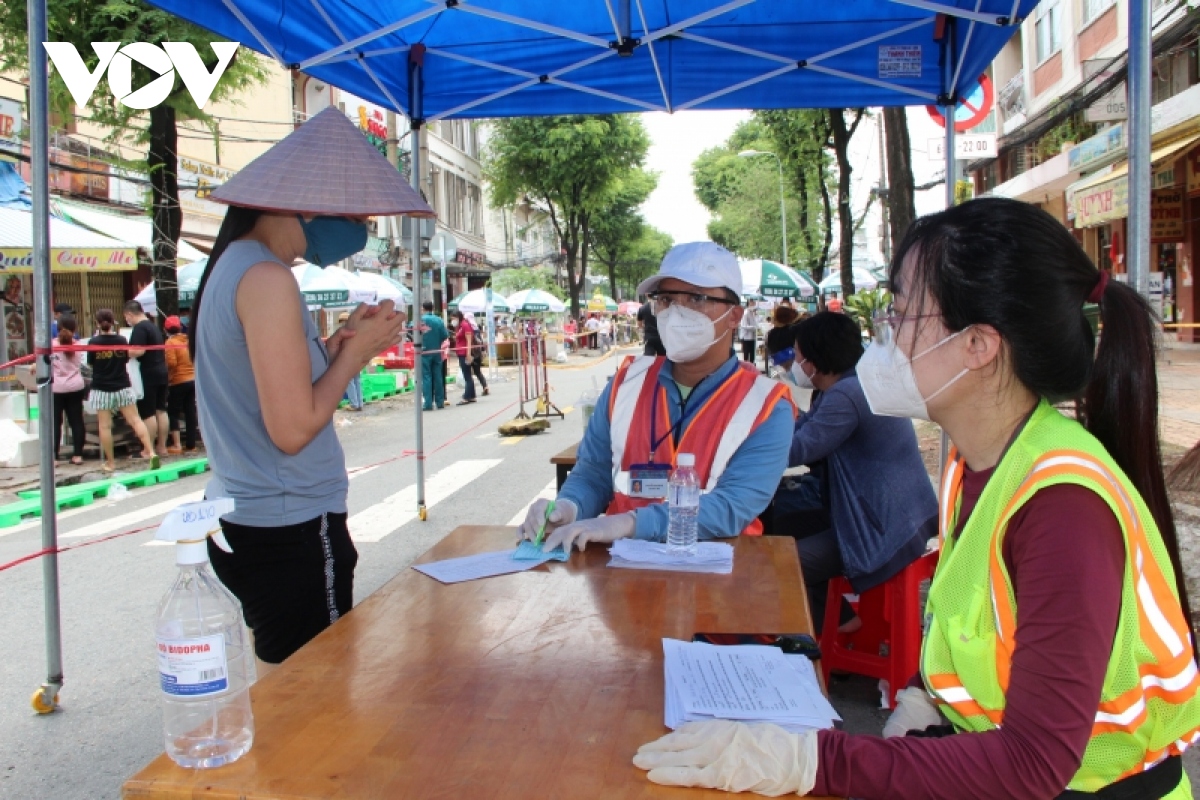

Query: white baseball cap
left=637, top=242, right=742, bottom=298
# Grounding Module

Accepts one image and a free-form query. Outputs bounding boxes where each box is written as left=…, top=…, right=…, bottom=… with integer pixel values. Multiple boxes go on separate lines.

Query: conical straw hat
left=210, top=107, right=436, bottom=217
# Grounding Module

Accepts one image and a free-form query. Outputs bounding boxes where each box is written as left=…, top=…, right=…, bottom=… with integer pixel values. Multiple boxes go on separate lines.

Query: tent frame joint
left=796, top=59, right=807, bottom=68
left=610, top=36, right=640, bottom=56
left=445, top=0, right=458, bottom=7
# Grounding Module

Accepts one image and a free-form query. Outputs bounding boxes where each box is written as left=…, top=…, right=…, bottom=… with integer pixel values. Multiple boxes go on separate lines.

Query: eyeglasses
left=871, top=304, right=942, bottom=347
left=648, top=290, right=737, bottom=314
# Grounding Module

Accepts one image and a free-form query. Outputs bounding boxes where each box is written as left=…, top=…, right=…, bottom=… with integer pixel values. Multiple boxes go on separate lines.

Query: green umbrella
left=449, top=289, right=512, bottom=314
left=739, top=259, right=817, bottom=298
left=177, top=259, right=208, bottom=307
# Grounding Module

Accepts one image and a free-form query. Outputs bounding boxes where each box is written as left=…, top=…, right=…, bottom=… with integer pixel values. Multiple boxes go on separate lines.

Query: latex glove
left=516, top=498, right=578, bottom=544
left=634, top=720, right=818, bottom=797
left=544, top=511, right=636, bottom=553
left=882, top=687, right=943, bottom=738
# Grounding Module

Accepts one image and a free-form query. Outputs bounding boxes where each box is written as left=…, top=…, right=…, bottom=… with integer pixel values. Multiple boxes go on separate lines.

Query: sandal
left=70, top=457, right=83, bottom=466
left=102, top=463, right=116, bottom=473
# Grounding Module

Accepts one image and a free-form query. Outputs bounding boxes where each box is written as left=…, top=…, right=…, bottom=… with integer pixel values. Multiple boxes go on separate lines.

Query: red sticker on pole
left=927, top=74, right=994, bottom=133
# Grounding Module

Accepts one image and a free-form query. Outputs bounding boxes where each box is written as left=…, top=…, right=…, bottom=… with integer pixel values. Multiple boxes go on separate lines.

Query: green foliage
left=611, top=224, right=673, bottom=298
left=491, top=266, right=565, bottom=300
left=484, top=115, right=650, bottom=317
left=843, top=287, right=891, bottom=338
left=1034, top=110, right=1097, bottom=162
left=590, top=167, right=659, bottom=299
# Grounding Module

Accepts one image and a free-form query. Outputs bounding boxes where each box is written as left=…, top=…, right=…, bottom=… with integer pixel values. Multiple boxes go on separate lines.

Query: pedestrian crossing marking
left=348, top=459, right=504, bottom=542
left=507, top=479, right=559, bottom=527
left=65, top=491, right=205, bottom=542
left=500, top=436, right=526, bottom=446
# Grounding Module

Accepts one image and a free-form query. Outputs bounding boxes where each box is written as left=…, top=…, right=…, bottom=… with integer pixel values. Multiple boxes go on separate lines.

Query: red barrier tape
left=0, top=342, right=188, bottom=373
left=0, top=400, right=520, bottom=573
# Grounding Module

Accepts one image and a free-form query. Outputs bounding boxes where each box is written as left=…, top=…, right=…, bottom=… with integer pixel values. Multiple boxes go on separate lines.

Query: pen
left=534, top=500, right=556, bottom=547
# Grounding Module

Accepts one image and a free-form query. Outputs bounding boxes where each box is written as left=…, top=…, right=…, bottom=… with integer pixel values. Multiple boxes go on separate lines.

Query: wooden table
left=124, top=526, right=838, bottom=800
left=551, top=441, right=579, bottom=490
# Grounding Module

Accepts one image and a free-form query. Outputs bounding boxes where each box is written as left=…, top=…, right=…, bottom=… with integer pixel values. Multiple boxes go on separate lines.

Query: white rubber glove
left=516, top=498, right=578, bottom=544
left=543, top=510, right=636, bottom=552
left=881, top=687, right=944, bottom=738
left=634, top=720, right=818, bottom=797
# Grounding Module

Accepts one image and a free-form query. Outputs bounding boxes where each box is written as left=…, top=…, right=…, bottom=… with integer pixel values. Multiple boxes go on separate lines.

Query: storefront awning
left=0, top=206, right=139, bottom=271
left=53, top=198, right=208, bottom=263
left=1068, top=133, right=1200, bottom=228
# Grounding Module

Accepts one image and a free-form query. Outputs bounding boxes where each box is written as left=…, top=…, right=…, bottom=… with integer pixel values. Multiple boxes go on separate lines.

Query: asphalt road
left=0, top=353, right=620, bottom=799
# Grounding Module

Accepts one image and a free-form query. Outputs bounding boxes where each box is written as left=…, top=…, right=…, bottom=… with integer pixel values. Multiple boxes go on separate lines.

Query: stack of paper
left=662, top=639, right=840, bottom=734
left=413, top=549, right=557, bottom=584
left=608, top=539, right=734, bottom=574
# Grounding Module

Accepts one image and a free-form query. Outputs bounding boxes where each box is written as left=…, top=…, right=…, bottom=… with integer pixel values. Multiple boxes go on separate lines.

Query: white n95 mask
left=857, top=329, right=969, bottom=420
left=790, top=359, right=815, bottom=390
left=658, top=305, right=732, bottom=363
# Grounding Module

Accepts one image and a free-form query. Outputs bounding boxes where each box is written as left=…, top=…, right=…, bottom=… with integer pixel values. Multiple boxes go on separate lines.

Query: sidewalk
left=1159, top=346, right=1200, bottom=450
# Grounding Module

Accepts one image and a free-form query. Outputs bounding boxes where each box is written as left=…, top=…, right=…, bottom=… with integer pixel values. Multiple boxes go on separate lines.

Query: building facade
left=971, top=0, right=1200, bottom=340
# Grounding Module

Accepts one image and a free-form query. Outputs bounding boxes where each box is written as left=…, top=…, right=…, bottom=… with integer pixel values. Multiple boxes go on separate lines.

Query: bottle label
left=157, top=634, right=229, bottom=696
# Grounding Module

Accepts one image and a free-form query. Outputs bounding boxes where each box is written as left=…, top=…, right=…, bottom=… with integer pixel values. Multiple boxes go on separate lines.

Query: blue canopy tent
left=28, top=0, right=1164, bottom=713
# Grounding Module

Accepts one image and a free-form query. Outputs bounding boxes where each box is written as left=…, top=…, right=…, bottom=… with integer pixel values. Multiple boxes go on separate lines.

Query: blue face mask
left=297, top=215, right=368, bottom=267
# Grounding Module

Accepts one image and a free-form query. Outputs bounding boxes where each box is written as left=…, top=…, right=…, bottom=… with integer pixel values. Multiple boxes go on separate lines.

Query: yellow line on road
left=500, top=436, right=526, bottom=446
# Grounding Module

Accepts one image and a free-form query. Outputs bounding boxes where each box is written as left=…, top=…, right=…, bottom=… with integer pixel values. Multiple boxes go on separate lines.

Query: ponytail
left=57, top=314, right=76, bottom=347
left=1083, top=279, right=1193, bottom=642
left=189, top=205, right=264, bottom=359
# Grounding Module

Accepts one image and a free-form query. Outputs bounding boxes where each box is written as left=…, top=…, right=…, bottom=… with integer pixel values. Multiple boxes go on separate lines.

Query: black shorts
left=208, top=511, right=357, bottom=664
left=136, top=382, right=168, bottom=418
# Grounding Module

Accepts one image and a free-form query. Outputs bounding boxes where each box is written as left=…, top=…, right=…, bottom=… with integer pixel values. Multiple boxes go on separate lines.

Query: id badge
left=629, top=464, right=670, bottom=499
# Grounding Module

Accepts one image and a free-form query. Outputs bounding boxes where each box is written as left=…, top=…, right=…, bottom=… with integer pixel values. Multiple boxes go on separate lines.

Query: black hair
left=124, top=300, right=144, bottom=315
left=95, top=308, right=116, bottom=332
left=794, top=312, right=863, bottom=375
left=892, top=196, right=1191, bottom=641
left=422, top=301, right=434, bottom=312
left=57, top=314, right=76, bottom=346
left=764, top=324, right=797, bottom=357
left=189, top=206, right=265, bottom=358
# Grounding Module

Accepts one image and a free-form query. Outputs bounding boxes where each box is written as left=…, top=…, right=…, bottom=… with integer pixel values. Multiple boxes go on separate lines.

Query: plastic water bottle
left=668, top=453, right=700, bottom=556
left=154, top=499, right=254, bottom=769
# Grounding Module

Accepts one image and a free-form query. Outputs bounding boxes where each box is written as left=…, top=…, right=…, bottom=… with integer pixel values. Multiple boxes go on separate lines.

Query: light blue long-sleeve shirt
left=558, top=356, right=793, bottom=542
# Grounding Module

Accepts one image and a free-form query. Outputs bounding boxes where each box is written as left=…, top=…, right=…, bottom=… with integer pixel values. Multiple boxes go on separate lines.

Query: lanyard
left=646, top=366, right=730, bottom=463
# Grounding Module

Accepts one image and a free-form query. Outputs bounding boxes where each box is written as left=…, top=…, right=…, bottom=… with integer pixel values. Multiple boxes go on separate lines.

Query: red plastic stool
left=818, top=550, right=937, bottom=706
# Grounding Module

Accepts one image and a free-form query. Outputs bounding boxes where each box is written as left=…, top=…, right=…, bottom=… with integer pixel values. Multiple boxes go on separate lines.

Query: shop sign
left=302, top=289, right=350, bottom=306
left=457, top=249, right=485, bottom=267
left=341, top=92, right=389, bottom=158
left=0, top=247, right=138, bottom=271
left=68, top=153, right=109, bottom=198
left=1073, top=175, right=1128, bottom=227
left=0, top=98, right=22, bottom=155
left=1069, top=124, right=1125, bottom=173
left=1187, top=149, right=1200, bottom=195
left=179, top=156, right=235, bottom=219
left=1151, top=189, right=1185, bottom=243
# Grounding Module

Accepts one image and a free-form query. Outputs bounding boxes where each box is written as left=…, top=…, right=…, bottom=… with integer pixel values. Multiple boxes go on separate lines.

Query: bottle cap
left=677, top=453, right=696, bottom=467
left=155, top=498, right=236, bottom=566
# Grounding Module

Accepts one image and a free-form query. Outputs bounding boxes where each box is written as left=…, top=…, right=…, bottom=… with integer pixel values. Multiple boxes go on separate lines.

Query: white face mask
left=857, top=329, right=969, bottom=420
left=790, top=359, right=815, bottom=390
left=657, top=305, right=732, bottom=363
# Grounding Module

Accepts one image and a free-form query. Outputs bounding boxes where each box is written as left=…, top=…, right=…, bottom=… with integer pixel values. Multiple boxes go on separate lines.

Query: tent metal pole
left=1127, top=0, right=1151, bottom=298
left=28, top=0, right=63, bottom=713
left=938, top=20, right=957, bottom=497
left=409, top=46, right=427, bottom=520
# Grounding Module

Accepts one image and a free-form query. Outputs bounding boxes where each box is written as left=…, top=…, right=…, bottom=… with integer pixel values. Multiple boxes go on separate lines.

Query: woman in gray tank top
left=189, top=108, right=433, bottom=672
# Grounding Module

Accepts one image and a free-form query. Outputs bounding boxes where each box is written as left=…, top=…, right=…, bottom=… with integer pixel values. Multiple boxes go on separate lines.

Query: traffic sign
left=928, top=134, right=998, bottom=161
left=429, top=231, right=457, bottom=264
left=927, top=74, right=994, bottom=133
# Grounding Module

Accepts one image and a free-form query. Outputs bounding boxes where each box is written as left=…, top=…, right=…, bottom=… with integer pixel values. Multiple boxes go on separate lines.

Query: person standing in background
left=50, top=315, right=86, bottom=465
left=450, top=309, right=479, bottom=404
left=125, top=300, right=170, bottom=457
left=88, top=309, right=158, bottom=472
left=419, top=300, right=448, bottom=411
left=637, top=299, right=665, bottom=356
left=738, top=298, right=758, bottom=364
left=563, top=316, right=577, bottom=353
left=163, top=315, right=199, bottom=454
left=337, top=311, right=365, bottom=411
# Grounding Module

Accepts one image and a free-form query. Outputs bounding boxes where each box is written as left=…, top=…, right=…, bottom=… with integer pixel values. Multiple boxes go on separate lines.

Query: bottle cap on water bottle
left=677, top=453, right=696, bottom=467
left=156, top=498, right=236, bottom=566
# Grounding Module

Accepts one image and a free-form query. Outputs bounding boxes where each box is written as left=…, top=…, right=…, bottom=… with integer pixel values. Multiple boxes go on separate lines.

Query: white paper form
left=413, top=549, right=554, bottom=584
left=662, top=639, right=839, bottom=733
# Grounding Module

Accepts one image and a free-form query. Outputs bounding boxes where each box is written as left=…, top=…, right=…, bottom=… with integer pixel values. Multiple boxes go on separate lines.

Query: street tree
left=484, top=115, right=650, bottom=318
left=589, top=167, right=657, bottom=300
left=0, top=0, right=268, bottom=317
left=611, top=225, right=673, bottom=299
left=491, top=265, right=564, bottom=300
left=882, top=107, right=916, bottom=259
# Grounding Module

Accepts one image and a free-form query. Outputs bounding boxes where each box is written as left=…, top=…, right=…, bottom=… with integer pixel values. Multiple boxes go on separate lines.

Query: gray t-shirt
left=195, top=240, right=348, bottom=526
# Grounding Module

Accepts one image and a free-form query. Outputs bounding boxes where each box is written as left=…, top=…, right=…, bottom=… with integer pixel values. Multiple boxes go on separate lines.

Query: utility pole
left=385, top=111, right=400, bottom=257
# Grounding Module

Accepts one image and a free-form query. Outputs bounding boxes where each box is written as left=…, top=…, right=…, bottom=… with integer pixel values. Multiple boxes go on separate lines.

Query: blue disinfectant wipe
left=513, top=541, right=569, bottom=562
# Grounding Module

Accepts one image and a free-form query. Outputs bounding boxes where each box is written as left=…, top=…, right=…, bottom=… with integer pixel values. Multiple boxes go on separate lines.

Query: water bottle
left=154, top=499, right=254, bottom=769
left=667, top=453, right=700, bottom=556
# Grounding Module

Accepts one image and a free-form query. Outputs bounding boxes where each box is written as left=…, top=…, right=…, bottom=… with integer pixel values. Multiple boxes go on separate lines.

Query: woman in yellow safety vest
left=633, top=197, right=1200, bottom=799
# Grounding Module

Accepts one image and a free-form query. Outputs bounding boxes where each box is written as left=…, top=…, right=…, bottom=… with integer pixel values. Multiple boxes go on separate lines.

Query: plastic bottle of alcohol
left=667, top=453, right=700, bottom=556
left=154, top=498, right=254, bottom=768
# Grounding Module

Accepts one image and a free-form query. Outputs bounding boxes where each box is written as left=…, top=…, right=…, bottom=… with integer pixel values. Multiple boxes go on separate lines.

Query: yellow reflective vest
left=921, top=401, right=1200, bottom=794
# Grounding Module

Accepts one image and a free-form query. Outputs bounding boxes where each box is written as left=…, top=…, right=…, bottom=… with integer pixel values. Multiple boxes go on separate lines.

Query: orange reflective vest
left=605, top=355, right=795, bottom=536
